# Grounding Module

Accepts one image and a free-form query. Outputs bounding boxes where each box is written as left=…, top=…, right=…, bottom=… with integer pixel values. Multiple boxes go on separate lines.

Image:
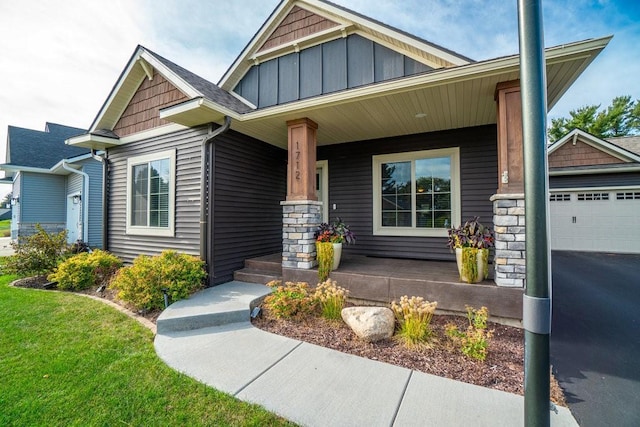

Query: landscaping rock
left=341, top=306, right=395, bottom=342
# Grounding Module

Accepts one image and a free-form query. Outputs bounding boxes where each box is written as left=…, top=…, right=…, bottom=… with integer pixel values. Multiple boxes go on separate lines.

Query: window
left=550, top=193, right=571, bottom=202
left=577, top=192, right=609, bottom=201
left=126, top=149, right=175, bottom=236
left=373, top=148, right=460, bottom=237
left=616, top=191, right=640, bottom=200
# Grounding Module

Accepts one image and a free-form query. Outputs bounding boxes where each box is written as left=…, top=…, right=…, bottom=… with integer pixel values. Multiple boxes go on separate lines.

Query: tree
left=1, top=192, right=12, bottom=208
left=548, top=95, right=640, bottom=142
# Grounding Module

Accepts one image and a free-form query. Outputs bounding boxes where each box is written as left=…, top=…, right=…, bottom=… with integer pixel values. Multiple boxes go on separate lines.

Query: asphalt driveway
left=551, top=251, right=640, bottom=427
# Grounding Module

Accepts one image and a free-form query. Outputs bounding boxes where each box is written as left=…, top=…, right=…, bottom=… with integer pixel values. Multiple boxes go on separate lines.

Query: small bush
left=446, top=305, right=494, bottom=361
left=48, top=250, right=122, bottom=291
left=263, top=280, right=317, bottom=319
left=313, top=279, right=348, bottom=320
left=109, top=250, right=206, bottom=311
left=391, top=295, right=438, bottom=348
left=5, top=225, right=69, bottom=276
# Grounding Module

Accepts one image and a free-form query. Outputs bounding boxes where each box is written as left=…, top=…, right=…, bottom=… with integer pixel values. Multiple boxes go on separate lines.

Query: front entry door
left=66, top=194, right=81, bottom=243
left=316, top=160, right=328, bottom=223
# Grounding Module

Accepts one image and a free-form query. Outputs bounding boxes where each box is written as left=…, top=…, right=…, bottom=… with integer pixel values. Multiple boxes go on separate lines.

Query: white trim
left=372, top=147, right=460, bottom=237
left=119, top=123, right=190, bottom=144
left=316, top=160, right=329, bottom=222
left=125, top=149, right=176, bottom=237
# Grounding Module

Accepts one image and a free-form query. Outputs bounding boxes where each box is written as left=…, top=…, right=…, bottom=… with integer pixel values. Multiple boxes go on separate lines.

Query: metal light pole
left=517, top=0, right=552, bottom=426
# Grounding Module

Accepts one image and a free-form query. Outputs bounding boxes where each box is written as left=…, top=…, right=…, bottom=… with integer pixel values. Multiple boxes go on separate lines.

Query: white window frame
left=126, top=149, right=176, bottom=237
left=372, top=147, right=461, bottom=237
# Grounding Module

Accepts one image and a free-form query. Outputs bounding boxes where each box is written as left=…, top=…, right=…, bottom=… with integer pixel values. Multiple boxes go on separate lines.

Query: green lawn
left=0, top=219, right=10, bottom=237
left=0, top=275, right=295, bottom=426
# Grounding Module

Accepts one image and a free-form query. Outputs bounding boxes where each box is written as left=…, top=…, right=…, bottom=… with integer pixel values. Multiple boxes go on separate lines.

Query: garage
left=548, top=130, right=640, bottom=254
left=549, top=189, right=640, bottom=253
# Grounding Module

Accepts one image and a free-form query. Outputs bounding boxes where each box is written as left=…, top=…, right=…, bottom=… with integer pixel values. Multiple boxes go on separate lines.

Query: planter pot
left=455, top=247, right=489, bottom=284
left=332, top=242, right=343, bottom=270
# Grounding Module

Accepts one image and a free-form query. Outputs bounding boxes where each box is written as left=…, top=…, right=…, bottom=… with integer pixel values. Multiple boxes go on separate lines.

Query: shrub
left=313, top=279, right=348, bottom=320
left=48, top=250, right=122, bottom=291
left=5, top=225, right=69, bottom=276
left=109, top=250, right=206, bottom=311
left=446, top=305, right=494, bottom=361
left=391, top=295, right=438, bottom=348
left=263, top=280, right=317, bottom=319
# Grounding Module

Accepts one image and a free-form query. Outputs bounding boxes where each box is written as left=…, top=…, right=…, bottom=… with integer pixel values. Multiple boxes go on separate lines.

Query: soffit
left=165, top=36, right=610, bottom=149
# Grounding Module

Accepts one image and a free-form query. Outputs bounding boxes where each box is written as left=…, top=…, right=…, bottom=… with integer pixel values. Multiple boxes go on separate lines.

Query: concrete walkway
left=154, top=281, right=578, bottom=427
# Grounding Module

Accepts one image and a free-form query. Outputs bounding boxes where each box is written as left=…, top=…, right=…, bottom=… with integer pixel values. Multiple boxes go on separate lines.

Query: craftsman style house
left=68, top=0, right=609, bottom=317
left=1, top=123, right=104, bottom=247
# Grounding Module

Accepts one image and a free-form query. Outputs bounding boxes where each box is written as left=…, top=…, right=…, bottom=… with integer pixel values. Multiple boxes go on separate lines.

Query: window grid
left=577, top=193, right=609, bottom=201
left=616, top=192, right=640, bottom=200
left=549, top=193, right=571, bottom=202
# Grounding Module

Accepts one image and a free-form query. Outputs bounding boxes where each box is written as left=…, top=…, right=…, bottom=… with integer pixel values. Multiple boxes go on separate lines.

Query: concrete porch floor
left=235, top=253, right=524, bottom=322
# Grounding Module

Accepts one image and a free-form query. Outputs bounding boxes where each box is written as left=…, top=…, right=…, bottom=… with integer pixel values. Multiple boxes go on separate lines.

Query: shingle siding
left=318, top=124, right=498, bottom=261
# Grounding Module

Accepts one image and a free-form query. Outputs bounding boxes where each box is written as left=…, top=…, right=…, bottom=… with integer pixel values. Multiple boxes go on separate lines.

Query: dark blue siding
left=322, top=38, right=347, bottom=93
left=347, top=34, right=374, bottom=88
left=278, top=53, right=299, bottom=103
left=300, top=45, right=323, bottom=99
left=258, top=59, right=278, bottom=108
left=374, top=43, right=404, bottom=81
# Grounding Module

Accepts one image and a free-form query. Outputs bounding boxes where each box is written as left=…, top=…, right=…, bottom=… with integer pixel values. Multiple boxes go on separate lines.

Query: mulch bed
left=253, top=309, right=566, bottom=406
left=11, top=277, right=565, bottom=406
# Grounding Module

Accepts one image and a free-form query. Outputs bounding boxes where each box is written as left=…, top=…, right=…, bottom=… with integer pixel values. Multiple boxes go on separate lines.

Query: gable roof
left=607, top=135, right=640, bottom=156
left=218, top=0, right=473, bottom=92
left=3, top=123, right=88, bottom=170
left=548, top=129, right=640, bottom=163
left=69, top=1, right=610, bottom=151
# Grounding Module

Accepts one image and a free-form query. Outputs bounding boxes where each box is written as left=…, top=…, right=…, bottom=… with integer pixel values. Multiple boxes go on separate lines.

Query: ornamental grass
left=391, top=295, right=438, bottom=348
left=313, top=279, right=349, bottom=320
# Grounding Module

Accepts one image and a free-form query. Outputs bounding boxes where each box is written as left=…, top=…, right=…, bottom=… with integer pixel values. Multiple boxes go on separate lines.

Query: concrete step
left=156, top=281, right=272, bottom=334
left=244, top=256, right=282, bottom=274
left=234, top=268, right=281, bottom=285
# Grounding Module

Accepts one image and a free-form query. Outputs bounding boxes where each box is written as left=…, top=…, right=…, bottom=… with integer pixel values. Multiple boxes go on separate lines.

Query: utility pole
left=517, top=1, right=552, bottom=426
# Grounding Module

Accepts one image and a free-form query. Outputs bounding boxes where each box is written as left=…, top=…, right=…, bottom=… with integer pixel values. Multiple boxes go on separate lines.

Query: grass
left=0, top=219, right=10, bottom=237
left=0, top=275, right=295, bottom=427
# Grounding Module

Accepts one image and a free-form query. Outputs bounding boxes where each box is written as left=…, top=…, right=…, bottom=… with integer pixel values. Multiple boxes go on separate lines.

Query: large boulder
left=341, top=306, right=395, bottom=342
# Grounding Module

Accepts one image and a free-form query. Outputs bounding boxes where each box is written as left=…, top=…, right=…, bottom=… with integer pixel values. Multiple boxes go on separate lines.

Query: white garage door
left=550, top=190, right=640, bottom=253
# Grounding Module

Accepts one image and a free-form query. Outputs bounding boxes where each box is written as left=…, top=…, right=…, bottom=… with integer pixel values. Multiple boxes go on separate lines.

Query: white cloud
left=0, top=0, right=637, bottom=187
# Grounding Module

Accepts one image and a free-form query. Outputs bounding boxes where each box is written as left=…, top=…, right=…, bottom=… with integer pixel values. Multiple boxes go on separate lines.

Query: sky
left=1, top=0, right=639, bottom=199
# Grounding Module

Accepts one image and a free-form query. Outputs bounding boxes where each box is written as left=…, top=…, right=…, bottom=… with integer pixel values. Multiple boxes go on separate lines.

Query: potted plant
left=315, top=217, right=356, bottom=280
left=447, top=217, right=494, bottom=284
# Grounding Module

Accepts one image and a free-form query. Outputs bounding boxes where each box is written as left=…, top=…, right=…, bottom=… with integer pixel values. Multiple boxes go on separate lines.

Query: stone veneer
left=490, top=194, right=526, bottom=288
left=281, top=200, right=322, bottom=269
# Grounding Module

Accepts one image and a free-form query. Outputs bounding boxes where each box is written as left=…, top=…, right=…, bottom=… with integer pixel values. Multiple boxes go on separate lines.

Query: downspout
left=91, top=149, right=109, bottom=249
left=62, top=161, right=89, bottom=244
left=200, top=116, right=232, bottom=284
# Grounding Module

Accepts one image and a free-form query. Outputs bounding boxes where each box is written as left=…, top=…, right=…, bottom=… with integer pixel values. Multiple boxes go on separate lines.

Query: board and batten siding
left=318, top=124, right=498, bottom=261
left=107, top=127, right=207, bottom=263
left=211, top=130, right=287, bottom=284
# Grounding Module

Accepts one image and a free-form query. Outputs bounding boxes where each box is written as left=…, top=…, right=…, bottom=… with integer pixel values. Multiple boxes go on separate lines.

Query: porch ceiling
left=161, top=36, right=610, bottom=149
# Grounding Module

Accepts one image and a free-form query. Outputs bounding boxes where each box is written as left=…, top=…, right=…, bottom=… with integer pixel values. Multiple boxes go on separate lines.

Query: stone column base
left=490, top=193, right=526, bottom=288
left=281, top=200, right=322, bottom=269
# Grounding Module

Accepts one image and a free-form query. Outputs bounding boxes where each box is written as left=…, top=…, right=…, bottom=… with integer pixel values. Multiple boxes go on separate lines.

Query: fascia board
left=138, top=50, right=201, bottom=98
left=549, top=165, right=640, bottom=176
left=302, top=0, right=471, bottom=66
left=159, top=98, right=242, bottom=122
left=66, top=133, right=122, bottom=149
left=549, top=129, right=640, bottom=163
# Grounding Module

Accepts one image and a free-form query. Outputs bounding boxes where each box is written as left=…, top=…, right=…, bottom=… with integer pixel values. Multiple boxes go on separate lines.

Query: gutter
left=200, top=117, right=232, bottom=285
left=90, top=150, right=109, bottom=249
left=61, top=161, right=89, bottom=244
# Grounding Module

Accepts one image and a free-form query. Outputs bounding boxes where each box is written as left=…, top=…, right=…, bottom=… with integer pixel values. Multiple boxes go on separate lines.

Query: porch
left=234, top=253, right=523, bottom=322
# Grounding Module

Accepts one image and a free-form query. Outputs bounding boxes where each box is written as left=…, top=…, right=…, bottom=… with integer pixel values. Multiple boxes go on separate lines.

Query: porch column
left=281, top=118, right=321, bottom=270
left=493, top=81, right=526, bottom=287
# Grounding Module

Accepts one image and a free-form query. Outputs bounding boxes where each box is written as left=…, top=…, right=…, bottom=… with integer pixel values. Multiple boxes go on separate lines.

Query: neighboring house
left=68, top=0, right=609, bottom=288
left=0, top=123, right=105, bottom=248
left=0, top=208, right=11, bottom=221
left=548, top=129, right=640, bottom=254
